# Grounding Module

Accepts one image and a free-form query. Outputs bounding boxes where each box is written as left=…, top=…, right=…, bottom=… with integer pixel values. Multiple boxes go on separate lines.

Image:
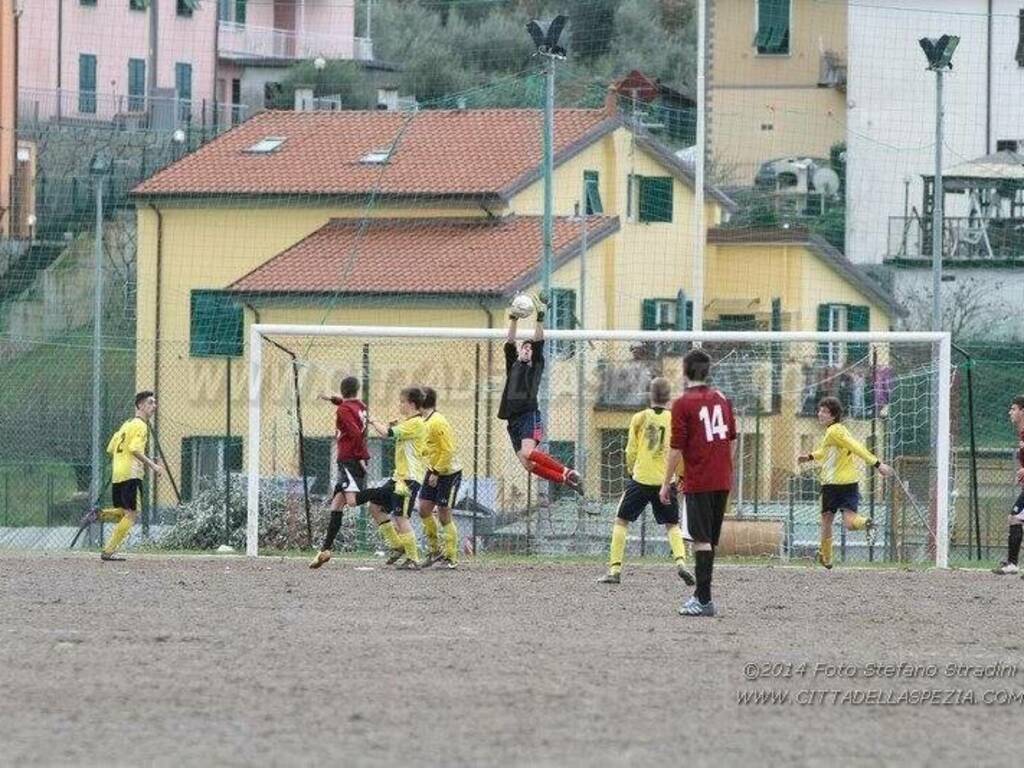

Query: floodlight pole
left=931, top=67, right=944, bottom=332
left=692, top=0, right=706, bottom=333
left=90, top=174, right=104, bottom=508
left=542, top=55, right=554, bottom=315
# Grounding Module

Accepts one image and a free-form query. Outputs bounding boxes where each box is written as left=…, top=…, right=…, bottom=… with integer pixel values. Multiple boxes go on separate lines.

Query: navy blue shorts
left=111, top=479, right=141, bottom=512
left=357, top=479, right=421, bottom=518
left=616, top=480, right=679, bottom=525
left=821, top=483, right=860, bottom=514
left=419, top=470, right=462, bottom=509
left=506, top=410, right=544, bottom=449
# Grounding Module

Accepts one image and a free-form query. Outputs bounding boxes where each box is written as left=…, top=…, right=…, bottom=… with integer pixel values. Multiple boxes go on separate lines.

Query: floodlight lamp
left=919, top=34, right=959, bottom=70
left=526, top=15, right=568, bottom=59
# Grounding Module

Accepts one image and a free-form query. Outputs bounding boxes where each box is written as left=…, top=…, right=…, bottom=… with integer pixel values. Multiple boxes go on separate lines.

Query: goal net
left=247, top=324, right=953, bottom=567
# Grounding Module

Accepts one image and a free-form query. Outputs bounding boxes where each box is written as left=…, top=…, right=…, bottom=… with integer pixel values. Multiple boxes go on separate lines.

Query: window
left=1017, top=10, right=1024, bottom=67
left=584, top=170, right=603, bottom=215
left=637, top=176, right=673, bottom=223
left=550, top=287, right=576, bottom=359
left=80, top=0, right=96, bottom=6
left=246, top=136, right=286, bottom=154
left=755, top=0, right=791, bottom=55
left=190, top=290, right=243, bottom=357
left=130, top=0, right=148, bottom=9
left=264, top=82, right=283, bottom=109
left=547, top=440, right=576, bottom=501
left=816, top=303, right=869, bottom=367
left=997, top=139, right=1020, bottom=153
left=181, top=436, right=242, bottom=500
left=128, top=59, right=146, bottom=112
left=235, top=0, right=247, bottom=24
left=360, top=148, right=392, bottom=164
left=599, top=429, right=628, bottom=501
left=177, top=0, right=198, bottom=17
left=218, top=0, right=230, bottom=20
left=175, top=62, right=193, bottom=121
left=231, top=78, right=242, bottom=124
left=300, top=437, right=334, bottom=496
left=642, top=297, right=691, bottom=355
left=78, top=54, right=97, bottom=114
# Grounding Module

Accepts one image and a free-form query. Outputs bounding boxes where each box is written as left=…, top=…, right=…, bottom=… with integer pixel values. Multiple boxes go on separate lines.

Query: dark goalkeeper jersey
left=498, top=340, right=545, bottom=420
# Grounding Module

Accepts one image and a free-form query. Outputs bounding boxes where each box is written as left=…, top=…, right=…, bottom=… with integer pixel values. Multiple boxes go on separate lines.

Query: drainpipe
left=148, top=203, right=163, bottom=507
left=56, top=0, right=63, bottom=120
left=986, top=0, right=993, bottom=154
left=475, top=297, right=494, bottom=556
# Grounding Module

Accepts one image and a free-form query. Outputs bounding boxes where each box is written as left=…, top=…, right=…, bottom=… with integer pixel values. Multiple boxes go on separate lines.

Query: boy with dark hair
left=79, top=391, right=163, bottom=561
left=499, top=292, right=582, bottom=495
left=598, top=376, right=693, bottom=585
left=798, top=396, right=892, bottom=570
left=992, top=395, right=1024, bottom=575
left=309, top=376, right=369, bottom=569
left=417, top=386, right=462, bottom=569
left=660, top=350, right=735, bottom=617
left=358, top=387, right=427, bottom=569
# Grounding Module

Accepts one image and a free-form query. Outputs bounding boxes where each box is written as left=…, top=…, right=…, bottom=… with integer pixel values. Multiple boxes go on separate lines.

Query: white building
left=846, top=1, right=1024, bottom=336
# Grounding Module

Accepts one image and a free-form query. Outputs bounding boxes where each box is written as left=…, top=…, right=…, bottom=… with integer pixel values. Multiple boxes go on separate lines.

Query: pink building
left=17, top=0, right=369, bottom=129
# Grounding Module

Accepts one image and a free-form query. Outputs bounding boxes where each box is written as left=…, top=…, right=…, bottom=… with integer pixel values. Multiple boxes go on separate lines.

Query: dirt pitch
left=1, top=552, right=1022, bottom=767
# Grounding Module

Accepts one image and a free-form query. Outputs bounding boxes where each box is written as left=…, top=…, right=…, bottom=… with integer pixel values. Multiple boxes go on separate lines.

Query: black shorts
left=1011, top=490, right=1024, bottom=516
left=419, top=470, right=462, bottom=509
left=616, top=480, right=679, bottom=525
left=111, top=479, right=142, bottom=512
left=506, top=410, right=544, bottom=450
left=821, top=483, right=860, bottom=514
left=682, top=490, right=729, bottom=545
left=357, top=479, right=421, bottom=518
left=333, top=459, right=367, bottom=496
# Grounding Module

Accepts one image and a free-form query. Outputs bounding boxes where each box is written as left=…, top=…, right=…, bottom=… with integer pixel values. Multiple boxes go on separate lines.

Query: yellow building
left=131, top=103, right=898, bottom=521
left=708, top=0, right=847, bottom=183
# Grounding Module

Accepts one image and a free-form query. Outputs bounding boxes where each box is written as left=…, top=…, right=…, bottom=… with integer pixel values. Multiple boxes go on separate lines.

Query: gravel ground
left=1, top=552, right=1022, bottom=767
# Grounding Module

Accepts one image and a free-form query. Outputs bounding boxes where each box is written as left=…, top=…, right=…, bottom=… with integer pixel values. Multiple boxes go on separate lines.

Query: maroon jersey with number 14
left=333, top=398, right=370, bottom=461
left=670, top=385, right=737, bottom=493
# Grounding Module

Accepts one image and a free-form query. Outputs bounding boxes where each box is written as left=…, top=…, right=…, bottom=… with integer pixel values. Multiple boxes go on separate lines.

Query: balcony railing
left=218, top=20, right=373, bottom=61
left=18, top=87, right=247, bottom=131
left=887, top=215, right=1024, bottom=262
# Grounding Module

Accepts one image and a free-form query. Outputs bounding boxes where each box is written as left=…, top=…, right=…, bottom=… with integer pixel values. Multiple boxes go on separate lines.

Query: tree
left=899, top=276, right=999, bottom=338
left=270, top=60, right=373, bottom=110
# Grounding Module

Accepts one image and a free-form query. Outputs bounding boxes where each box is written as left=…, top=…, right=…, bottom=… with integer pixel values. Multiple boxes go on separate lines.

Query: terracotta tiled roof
left=133, top=108, right=618, bottom=198
left=707, top=226, right=905, bottom=316
left=229, top=215, right=619, bottom=296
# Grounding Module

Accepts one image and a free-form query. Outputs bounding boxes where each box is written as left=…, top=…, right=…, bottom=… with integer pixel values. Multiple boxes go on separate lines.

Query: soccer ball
left=509, top=293, right=535, bottom=319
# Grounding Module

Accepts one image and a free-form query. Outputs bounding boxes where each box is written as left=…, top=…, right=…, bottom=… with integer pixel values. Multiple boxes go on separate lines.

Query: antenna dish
left=813, top=167, right=841, bottom=196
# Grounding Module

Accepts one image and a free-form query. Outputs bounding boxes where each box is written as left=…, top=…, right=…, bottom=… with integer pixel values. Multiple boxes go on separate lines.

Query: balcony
left=886, top=215, right=1024, bottom=263
left=18, top=87, right=247, bottom=131
left=218, top=21, right=373, bottom=62
left=818, top=50, right=847, bottom=91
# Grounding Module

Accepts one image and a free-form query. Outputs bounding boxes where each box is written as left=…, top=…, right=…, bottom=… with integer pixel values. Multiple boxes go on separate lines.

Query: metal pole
left=540, top=56, right=555, bottom=423
left=966, top=362, right=981, bottom=560
left=869, top=347, right=877, bottom=562
left=473, top=342, right=481, bottom=556
left=753, top=407, right=761, bottom=515
left=932, top=69, right=944, bottom=332
left=225, top=356, right=232, bottom=546
left=89, top=176, right=104, bottom=511
left=576, top=200, right=587, bottom=511
left=692, top=0, right=706, bottom=333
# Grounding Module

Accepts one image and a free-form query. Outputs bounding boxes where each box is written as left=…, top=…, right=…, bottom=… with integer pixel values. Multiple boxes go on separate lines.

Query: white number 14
left=699, top=404, right=728, bottom=442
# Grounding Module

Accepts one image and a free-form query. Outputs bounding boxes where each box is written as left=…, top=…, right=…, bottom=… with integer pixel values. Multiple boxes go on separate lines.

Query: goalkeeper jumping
left=499, top=292, right=582, bottom=495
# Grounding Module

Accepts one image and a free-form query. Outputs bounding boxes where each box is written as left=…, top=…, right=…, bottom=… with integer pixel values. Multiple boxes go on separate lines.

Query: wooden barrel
left=716, top=517, right=785, bottom=557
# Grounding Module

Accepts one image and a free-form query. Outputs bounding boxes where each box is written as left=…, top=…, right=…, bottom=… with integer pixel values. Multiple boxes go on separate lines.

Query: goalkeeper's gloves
left=532, top=291, right=549, bottom=323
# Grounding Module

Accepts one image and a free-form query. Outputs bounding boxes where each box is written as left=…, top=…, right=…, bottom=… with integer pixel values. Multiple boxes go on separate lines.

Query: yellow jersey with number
left=810, top=423, right=878, bottom=485
left=626, top=407, right=682, bottom=486
left=106, top=417, right=148, bottom=483
left=391, top=415, right=427, bottom=484
left=423, top=411, right=461, bottom=475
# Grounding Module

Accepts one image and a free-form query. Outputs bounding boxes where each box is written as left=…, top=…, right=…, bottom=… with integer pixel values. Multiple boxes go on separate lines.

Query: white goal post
left=246, top=324, right=952, bottom=566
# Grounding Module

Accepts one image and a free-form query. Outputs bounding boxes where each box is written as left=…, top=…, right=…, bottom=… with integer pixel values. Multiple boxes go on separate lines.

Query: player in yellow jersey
left=598, top=378, right=693, bottom=585
left=797, top=396, right=892, bottom=569
left=78, top=391, right=163, bottom=561
left=357, top=387, right=427, bottom=569
left=417, top=387, right=462, bottom=569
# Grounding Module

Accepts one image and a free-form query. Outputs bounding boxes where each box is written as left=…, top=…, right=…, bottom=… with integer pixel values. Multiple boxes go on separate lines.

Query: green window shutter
left=235, top=0, right=247, bottom=24
left=757, top=0, right=790, bottom=54
left=847, top=305, right=870, bottom=362
left=638, top=177, right=673, bottom=223
left=584, top=170, right=602, bottom=215
left=642, top=299, right=658, bottom=330
left=817, top=303, right=830, bottom=362
left=128, top=59, right=146, bottom=111
left=551, top=288, right=576, bottom=358
left=175, top=62, right=193, bottom=101
left=181, top=437, right=195, bottom=501
left=79, top=54, right=97, bottom=113
left=190, top=291, right=243, bottom=357
left=177, top=0, right=198, bottom=16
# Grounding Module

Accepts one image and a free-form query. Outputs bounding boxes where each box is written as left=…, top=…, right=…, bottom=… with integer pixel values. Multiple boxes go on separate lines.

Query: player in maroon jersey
left=660, top=348, right=736, bottom=617
left=993, top=396, right=1024, bottom=575
left=310, top=375, right=369, bottom=569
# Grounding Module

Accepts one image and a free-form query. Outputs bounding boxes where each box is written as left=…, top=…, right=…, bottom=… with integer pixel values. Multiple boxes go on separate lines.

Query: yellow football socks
left=400, top=531, right=419, bottom=562
left=848, top=514, right=869, bottom=531
left=443, top=520, right=459, bottom=562
left=608, top=523, right=627, bottom=575
left=422, top=514, right=440, bottom=554
left=378, top=520, right=401, bottom=550
left=99, top=507, right=124, bottom=523
left=667, top=526, right=687, bottom=565
left=820, top=536, right=833, bottom=565
left=103, top=516, right=134, bottom=555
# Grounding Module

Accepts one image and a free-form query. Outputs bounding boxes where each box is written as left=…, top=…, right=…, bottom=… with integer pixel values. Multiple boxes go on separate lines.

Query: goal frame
left=246, top=324, right=952, bottom=566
